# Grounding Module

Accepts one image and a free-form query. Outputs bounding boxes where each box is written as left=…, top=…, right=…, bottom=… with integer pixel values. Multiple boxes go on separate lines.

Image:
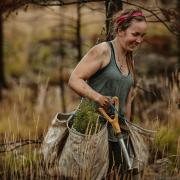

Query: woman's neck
left=112, top=37, right=127, bottom=62
left=112, top=37, right=127, bottom=57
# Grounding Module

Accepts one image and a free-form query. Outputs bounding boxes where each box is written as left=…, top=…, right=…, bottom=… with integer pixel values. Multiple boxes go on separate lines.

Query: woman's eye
left=132, top=33, right=138, bottom=37
left=132, top=33, right=146, bottom=38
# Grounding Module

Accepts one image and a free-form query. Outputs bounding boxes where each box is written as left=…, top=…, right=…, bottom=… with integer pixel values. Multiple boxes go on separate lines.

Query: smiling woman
left=68, top=8, right=148, bottom=178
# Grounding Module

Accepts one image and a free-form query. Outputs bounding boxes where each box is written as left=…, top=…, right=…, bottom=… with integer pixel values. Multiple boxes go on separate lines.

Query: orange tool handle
left=98, top=96, right=121, bottom=135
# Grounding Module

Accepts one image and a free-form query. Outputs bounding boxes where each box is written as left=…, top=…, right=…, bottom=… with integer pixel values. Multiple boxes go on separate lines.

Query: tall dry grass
left=0, top=73, right=179, bottom=179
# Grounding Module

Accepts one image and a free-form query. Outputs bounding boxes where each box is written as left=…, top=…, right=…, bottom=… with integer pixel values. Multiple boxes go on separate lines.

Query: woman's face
left=117, top=20, right=147, bottom=51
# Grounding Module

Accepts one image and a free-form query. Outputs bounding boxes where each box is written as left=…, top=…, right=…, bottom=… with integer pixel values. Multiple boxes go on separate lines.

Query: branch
left=1, top=0, right=179, bottom=36
left=34, top=0, right=104, bottom=6
left=121, top=0, right=179, bottom=36
left=0, top=0, right=105, bottom=13
left=0, top=139, right=42, bottom=153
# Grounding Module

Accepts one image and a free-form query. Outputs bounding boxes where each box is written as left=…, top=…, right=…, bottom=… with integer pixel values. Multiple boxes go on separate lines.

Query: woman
left=68, top=8, right=147, bottom=177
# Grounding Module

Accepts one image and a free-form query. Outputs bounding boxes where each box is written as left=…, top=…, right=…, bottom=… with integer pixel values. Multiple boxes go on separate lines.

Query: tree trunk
left=105, top=0, right=122, bottom=41
left=59, top=8, right=66, bottom=113
left=76, top=2, right=82, bottom=62
left=0, top=11, right=6, bottom=100
left=177, top=0, right=180, bottom=66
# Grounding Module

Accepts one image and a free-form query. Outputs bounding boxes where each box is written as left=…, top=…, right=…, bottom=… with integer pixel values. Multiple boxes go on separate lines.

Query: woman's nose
left=136, top=37, right=143, bottom=44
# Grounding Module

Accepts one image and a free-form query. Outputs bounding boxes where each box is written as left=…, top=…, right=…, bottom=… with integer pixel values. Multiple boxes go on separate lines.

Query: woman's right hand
left=96, top=95, right=111, bottom=107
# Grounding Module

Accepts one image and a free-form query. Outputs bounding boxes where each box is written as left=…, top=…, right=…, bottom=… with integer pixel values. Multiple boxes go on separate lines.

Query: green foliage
left=0, top=149, right=42, bottom=178
left=28, top=44, right=57, bottom=76
left=154, top=126, right=178, bottom=155
left=147, top=24, right=171, bottom=36
left=4, top=38, right=28, bottom=77
left=73, top=99, right=103, bottom=135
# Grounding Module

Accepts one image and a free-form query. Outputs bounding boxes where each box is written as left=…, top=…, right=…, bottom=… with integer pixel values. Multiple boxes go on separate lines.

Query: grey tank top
left=88, top=41, right=134, bottom=114
left=87, top=41, right=134, bottom=141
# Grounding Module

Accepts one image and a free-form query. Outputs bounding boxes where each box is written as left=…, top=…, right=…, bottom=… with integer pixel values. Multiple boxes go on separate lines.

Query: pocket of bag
left=41, top=112, right=75, bottom=164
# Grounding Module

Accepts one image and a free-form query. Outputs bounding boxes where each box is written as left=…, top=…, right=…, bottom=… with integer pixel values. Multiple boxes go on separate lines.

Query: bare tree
left=59, top=9, right=67, bottom=113
left=105, top=0, right=122, bottom=40
left=1, top=1, right=179, bottom=36
left=177, top=0, right=180, bottom=65
left=0, top=11, right=6, bottom=100
left=76, top=1, right=82, bottom=62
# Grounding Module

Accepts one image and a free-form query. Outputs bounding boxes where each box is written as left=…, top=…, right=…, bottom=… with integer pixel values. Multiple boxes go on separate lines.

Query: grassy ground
left=0, top=75, right=179, bottom=179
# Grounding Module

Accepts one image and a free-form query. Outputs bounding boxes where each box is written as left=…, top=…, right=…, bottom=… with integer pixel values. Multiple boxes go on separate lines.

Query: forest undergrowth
left=0, top=73, right=179, bottom=179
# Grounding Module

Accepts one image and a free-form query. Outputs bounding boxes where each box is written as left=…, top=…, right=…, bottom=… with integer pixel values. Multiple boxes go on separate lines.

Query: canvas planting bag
left=41, top=112, right=109, bottom=180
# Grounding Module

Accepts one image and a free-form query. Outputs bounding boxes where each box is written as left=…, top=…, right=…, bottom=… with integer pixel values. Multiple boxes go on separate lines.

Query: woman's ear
left=117, top=29, right=124, bottom=37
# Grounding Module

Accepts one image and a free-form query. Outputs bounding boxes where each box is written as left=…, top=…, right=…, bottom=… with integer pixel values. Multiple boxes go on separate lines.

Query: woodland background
left=0, top=0, right=179, bottom=179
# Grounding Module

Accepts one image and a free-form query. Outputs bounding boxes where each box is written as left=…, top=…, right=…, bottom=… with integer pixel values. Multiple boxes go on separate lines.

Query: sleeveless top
left=87, top=41, right=134, bottom=141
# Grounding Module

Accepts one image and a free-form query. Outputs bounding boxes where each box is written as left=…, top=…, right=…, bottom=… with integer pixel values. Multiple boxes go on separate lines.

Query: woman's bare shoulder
left=87, top=42, right=111, bottom=67
left=92, top=42, right=110, bottom=55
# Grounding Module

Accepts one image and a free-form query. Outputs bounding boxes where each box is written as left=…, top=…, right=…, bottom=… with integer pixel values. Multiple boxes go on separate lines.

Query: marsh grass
left=0, top=74, right=179, bottom=179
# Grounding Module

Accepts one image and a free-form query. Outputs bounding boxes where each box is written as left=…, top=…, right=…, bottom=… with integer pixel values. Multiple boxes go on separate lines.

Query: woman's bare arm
left=125, top=86, right=137, bottom=121
left=68, top=42, right=111, bottom=106
left=125, top=87, right=133, bottom=121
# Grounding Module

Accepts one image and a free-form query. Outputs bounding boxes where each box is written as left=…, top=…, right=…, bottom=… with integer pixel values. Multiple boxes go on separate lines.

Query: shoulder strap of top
left=107, top=41, right=116, bottom=62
